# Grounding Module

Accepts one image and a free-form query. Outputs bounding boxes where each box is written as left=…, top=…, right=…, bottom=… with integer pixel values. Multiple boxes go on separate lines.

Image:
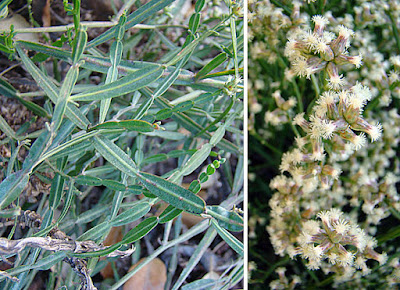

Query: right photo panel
left=248, top=1, right=400, bottom=288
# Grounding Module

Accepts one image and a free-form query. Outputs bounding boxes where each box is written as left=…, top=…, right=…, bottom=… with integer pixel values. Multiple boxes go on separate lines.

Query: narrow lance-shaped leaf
left=196, top=52, right=228, bottom=79
left=0, top=78, right=50, bottom=119
left=110, top=203, right=151, bottom=227
left=137, top=171, right=206, bottom=214
left=206, top=206, right=243, bottom=232
left=0, top=171, right=30, bottom=210
left=0, top=114, right=17, bottom=139
left=51, top=61, right=81, bottom=133
left=88, top=119, right=155, bottom=133
left=15, top=45, right=89, bottom=129
left=92, top=134, right=138, bottom=177
left=87, top=0, right=175, bottom=48
left=211, top=219, right=243, bottom=257
left=159, top=205, right=182, bottom=224
left=121, top=217, right=159, bottom=244
left=172, top=143, right=212, bottom=179
left=70, top=65, right=164, bottom=102
left=72, top=25, right=87, bottom=64
left=149, top=93, right=239, bottom=154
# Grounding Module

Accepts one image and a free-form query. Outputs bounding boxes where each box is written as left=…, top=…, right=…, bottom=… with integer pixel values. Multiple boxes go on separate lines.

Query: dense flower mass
left=249, top=0, right=400, bottom=288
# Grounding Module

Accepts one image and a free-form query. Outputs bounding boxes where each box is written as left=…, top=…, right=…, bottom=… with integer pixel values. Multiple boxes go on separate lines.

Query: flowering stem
left=311, top=74, right=320, bottom=97
left=291, top=79, right=304, bottom=113
left=249, top=130, right=282, bottom=155
left=387, top=11, right=400, bottom=53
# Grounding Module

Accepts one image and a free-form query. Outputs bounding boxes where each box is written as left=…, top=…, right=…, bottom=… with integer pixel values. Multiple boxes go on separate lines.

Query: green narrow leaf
left=0, top=78, right=50, bottom=118
left=195, top=52, right=228, bottom=79
left=206, top=206, right=243, bottom=232
left=22, top=131, right=50, bottom=171
left=0, top=171, right=30, bottom=209
left=75, top=175, right=102, bottom=186
left=151, top=94, right=239, bottom=154
left=0, top=0, right=12, bottom=12
left=15, top=45, right=89, bottom=129
left=72, top=26, right=88, bottom=64
left=87, top=0, right=175, bottom=48
left=137, top=172, right=205, bottom=214
left=174, top=143, right=212, bottom=178
left=89, top=120, right=155, bottom=132
left=78, top=221, right=112, bottom=241
left=126, top=185, right=142, bottom=195
left=156, top=108, right=173, bottom=120
left=159, top=205, right=182, bottom=224
left=71, top=65, right=164, bottom=101
left=0, top=114, right=17, bottom=139
left=166, top=30, right=215, bottom=67
left=143, top=153, right=168, bottom=164
left=51, top=62, right=81, bottom=133
left=210, top=219, right=243, bottom=256
left=171, top=228, right=217, bottom=290
left=101, top=179, right=126, bottom=192
left=92, top=134, right=138, bottom=177
left=173, top=100, right=194, bottom=113
left=110, top=203, right=151, bottom=227
left=49, top=174, right=65, bottom=209
left=188, top=12, right=201, bottom=33
left=121, top=216, right=159, bottom=244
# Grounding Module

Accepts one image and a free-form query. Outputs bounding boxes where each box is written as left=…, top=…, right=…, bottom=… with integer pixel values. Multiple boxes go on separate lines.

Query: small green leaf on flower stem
left=210, top=219, right=243, bottom=257
left=72, top=26, right=87, bottom=64
left=206, top=206, right=243, bottom=232
left=121, top=216, right=159, bottom=244
left=88, top=119, right=155, bottom=132
left=111, top=203, right=151, bottom=227
left=195, top=53, right=228, bottom=80
left=188, top=180, right=201, bottom=194
left=102, top=179, right=126, bottom=192
left=70, top=65, right=164, bottom=102
left=159, top=205, right=183, bottom=224
left=173, top=101, right=194, bottom=113
left=0, top=171, right=30, bottom=210
left=143, top=153, right=168, bottom=164
left=75, top=175, right=102, bottom=186
left=137, top=172, right=206, bottom=214
left=198, top=172, right=208, bottom=183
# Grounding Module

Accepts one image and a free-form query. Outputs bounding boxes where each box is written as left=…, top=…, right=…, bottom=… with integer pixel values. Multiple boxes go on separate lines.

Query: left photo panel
left=0, top=0, right=244, bottom=289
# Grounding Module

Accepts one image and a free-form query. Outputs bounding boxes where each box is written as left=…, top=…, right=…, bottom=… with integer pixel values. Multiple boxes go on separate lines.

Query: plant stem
left=3, top=23, right=187, bottom=34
